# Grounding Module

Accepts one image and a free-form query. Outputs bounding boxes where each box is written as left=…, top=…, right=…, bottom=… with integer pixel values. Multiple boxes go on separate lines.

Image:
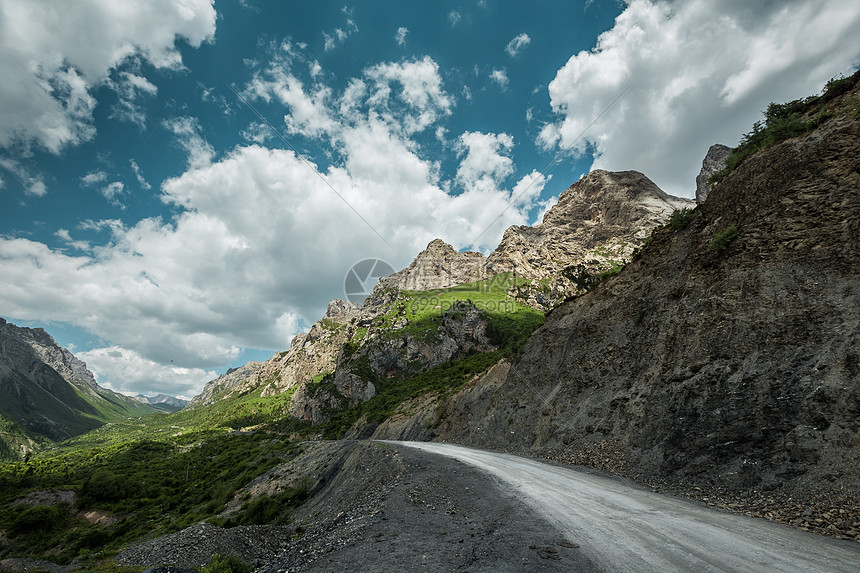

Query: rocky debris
left=695, top=143, right=731, bottom=203
left=0, top=558, right=78, bottom=573
left=115, top=523, right=296, bottom=569
left=256, top=441, right=582, bottom=573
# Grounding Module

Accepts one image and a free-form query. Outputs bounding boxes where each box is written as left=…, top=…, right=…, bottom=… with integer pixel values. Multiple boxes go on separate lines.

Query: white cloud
left=455, top=131, right=515, bottom=192
left=240, top=121, right=273, bottom=144
left=0, top=157, right=47, bottom=196
left=130, top=159, right=151, bottom=191
left=539, top=0, right=860, bottom=197
left=0, top=54, right=547, bottom=395
left=162, top=116, right=215, bottom=168
left=101, top=181, right=125, bottom=206
left=490, top=68, right=509, bottom=89
left=448, top=10, right=461, bottom=27
left=506, top=33, right=531, bottom=57
left=395, top=27, right=408, bottom=46
left=322, top=13, right=358, bottom=51
left=0, top=0, right=216, bottom=153
left=81, top=170, right=107, bottom=186
left=0, top=49, right=559, bottom=396
left=79, top=346, right=217, bottom=398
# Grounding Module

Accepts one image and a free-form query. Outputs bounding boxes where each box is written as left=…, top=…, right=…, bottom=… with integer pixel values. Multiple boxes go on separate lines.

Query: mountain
left=366, top=71, right=860, bottom=535
left=186, top=165, right=694, bottom=439
left=0, top=318, right=164, bottom=459
left=133, top=393, right=188, bottom=412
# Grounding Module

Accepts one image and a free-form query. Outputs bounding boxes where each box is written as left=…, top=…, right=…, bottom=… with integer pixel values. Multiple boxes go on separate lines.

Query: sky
left=1, top=0, right=858, bottom=399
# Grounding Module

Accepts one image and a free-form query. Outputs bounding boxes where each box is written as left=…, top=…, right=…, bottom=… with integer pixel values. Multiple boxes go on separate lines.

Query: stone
left=695, top=143, right=731, bottom=203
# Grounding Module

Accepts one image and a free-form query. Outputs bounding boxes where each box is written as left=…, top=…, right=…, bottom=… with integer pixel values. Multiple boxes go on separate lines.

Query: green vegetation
left=711, top=72, right=860, bottom=184
left=202, top=554, right=254, bottom=573
left=217, top=482, right=309, bottom=527
left=668, top=208, right=698, bottom=231
left=708, top=224, right=739, bottom=254
left=319, top=349, right=506, bottom=439
left=0, top=433, right=301, bottom=565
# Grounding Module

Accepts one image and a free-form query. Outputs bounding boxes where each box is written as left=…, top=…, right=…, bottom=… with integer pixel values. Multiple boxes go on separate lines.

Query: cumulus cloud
left=505, top=33, right=531, bottom=57
left=490, top=68, right=509, bottom=89
left=448, top=10, right=461, bottom=27
left=79, top=346, right=217, bottom=398
left=395, top=27, right=408, bottom=45
left=0, top=54, right=547, bottom=395
left=539, top=0, right=860, bottom=197
left=0, top=0, right=216, bottom=153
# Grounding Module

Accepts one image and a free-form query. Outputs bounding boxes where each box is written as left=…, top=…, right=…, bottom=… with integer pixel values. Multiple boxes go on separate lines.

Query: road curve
left=384, top=441, right=860, bottom=572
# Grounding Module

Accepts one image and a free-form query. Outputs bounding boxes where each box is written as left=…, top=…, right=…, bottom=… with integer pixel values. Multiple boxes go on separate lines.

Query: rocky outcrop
left=695, top=144, right=731, bottom=203
left=485, top=170, right=693, bottom=309
left=0, top=318, right=99, bottom=391
left=287, top=300, right=495, bottom=425
left=186, top=361, right=264, bottom=408
left=371, top=239, right=485, bottom=295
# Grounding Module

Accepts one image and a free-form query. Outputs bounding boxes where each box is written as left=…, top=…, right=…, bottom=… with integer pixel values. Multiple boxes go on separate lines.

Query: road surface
left=385, top=441, right=860, bottom=572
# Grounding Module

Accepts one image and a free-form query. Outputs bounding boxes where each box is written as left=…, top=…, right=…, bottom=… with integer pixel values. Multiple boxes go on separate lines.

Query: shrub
left=202, top=553, right=253, bottom=573
left=708, top=224, right=739, bottom=254
left=668, top=208, right=697, bottom=230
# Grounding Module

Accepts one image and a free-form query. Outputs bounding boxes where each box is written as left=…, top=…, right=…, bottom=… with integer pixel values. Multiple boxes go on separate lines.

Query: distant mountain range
left=0, top=318, right=184, bottom=460
left=133, top=393, right=188, bottom=412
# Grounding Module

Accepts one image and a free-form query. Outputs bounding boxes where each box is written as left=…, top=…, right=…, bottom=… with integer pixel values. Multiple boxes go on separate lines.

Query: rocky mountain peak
left=485, top=170, right=693, bottom=298
left=0, top=318, right=99, bottom=391
left=372, top=238, right=485, bottom=295
left=542, top=169, right=691, bottom=229
left=695, top=144, right=731, bottom=203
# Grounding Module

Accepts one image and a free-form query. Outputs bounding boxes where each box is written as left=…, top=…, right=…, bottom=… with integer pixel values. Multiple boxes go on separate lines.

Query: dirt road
left=388, top=441, right=860, bottom=572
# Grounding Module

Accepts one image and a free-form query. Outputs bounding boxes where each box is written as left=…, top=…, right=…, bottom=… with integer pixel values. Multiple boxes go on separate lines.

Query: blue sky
left=1, top=0, right=858, bottom=398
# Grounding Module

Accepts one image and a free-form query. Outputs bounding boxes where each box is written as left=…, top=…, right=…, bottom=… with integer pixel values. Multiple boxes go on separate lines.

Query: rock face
left=487, top=169, right=693, bottom=308
left=193, top=170, right=691, bottom=420
left=695, top=144, right=731, bottom=203
left=372, top=239, right=485, bottom=294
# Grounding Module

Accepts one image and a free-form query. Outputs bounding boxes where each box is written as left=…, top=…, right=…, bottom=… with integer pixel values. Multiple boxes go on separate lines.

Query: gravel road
left=388, top=441, right=860, bottom=572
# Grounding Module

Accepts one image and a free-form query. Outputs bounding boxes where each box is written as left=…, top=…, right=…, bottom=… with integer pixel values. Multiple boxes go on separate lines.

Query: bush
left=708, top=224, right=739, bottom=254
left=668, top=208, right=698, bottom=230
left=78, top=469, right=124, bottom=506
left=202, top=553, right=253, bottom=573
